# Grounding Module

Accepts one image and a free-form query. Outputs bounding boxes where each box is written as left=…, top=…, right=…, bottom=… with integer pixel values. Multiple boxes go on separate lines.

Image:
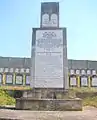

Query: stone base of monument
left=15, top=89, right=82, bottom=111
left=16, top=98, right=82, bottom=111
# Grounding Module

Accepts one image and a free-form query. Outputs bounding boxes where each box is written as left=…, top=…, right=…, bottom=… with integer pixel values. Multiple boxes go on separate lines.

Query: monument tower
left=31, top=2, right=68, bottom=90
left=16, top=2, right=82, bottom=111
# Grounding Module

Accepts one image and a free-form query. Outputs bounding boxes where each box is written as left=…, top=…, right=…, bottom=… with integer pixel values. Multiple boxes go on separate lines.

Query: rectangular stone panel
left=31, top=28, right=68, bottom=89
left=35, top=52, right=63, bottom=77
left=35, top=29, right=64, bottom=53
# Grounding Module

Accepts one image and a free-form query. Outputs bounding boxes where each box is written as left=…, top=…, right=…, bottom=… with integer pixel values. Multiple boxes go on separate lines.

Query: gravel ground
left=0, top=106, right=97, bottom=120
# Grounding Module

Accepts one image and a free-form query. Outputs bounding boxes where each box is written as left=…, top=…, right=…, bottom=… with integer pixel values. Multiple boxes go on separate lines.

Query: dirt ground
left=0, top=106, right=97, bottom=120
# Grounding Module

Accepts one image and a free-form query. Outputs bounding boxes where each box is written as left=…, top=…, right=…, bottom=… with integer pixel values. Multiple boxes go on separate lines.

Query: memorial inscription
left=32, top=29, right=65, bottom=88
left=36, top=30, right=63, bottom=52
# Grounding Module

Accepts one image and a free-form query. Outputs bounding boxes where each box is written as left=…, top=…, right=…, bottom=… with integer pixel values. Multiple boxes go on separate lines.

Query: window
left=15, top=75, right=23, bottom=85
left=69, top=76, right=77, bottom=86
left=91, top=77, right=97, bottom=87
left=26, top=76, right=30, bottom=85
left=6, top=74, right=13, bottom=84
left=0, top=74, right=2, bottom=84
left=80, top=76, right=88, bottom=87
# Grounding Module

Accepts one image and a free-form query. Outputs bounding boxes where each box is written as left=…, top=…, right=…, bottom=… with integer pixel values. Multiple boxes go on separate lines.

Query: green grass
left=83, top=96, right=97, bottom=107
left=69, top=87, right=97, bottom=93
left=69, top=87, right=97, bottom=107
left=0, top=89, right=15, bottom=106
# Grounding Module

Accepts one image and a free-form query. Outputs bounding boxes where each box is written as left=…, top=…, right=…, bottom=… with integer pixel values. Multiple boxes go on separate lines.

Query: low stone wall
left=16, top=98, right=82, bottom=111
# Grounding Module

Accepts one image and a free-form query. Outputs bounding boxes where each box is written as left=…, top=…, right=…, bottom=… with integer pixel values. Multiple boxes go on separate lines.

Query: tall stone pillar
left=30, top=2, right=69, bottom=90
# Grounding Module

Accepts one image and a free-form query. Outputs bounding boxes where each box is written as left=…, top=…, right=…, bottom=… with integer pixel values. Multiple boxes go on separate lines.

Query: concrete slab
left=0, top=107, right=97, bottom=120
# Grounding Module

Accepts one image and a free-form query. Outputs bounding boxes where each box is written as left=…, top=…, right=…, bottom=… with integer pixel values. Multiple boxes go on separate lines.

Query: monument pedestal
left=16, top=89, right=82, bottom=111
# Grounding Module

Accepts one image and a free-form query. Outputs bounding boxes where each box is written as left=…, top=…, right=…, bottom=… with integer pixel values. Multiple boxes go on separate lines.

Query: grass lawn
left=69, top=87, right=97, bottom=107
left=0, top=87, right=97, bottom=107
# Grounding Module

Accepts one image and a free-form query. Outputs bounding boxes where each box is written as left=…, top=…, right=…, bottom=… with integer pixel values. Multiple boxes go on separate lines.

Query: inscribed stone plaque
left=32, top=28, right=66, bottom=88
left=35, top=29, right=63, bottom=52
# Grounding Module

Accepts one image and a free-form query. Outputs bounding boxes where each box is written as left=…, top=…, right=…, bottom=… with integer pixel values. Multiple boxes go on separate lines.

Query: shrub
left=0, top=89, right=15, bottom=106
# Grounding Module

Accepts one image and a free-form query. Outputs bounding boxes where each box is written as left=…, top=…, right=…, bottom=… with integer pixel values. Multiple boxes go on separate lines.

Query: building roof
left=0, top=57, right=97, bottom=70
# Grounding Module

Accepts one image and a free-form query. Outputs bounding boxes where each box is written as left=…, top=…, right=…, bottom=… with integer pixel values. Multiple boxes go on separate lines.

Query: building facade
left=0, top=57, right=97, bottom=90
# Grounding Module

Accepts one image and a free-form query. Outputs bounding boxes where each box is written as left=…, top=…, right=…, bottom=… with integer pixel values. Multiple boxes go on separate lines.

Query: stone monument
left=31, top=2, right=68, bottom=90
left=16, top=2, right=82, bottom=111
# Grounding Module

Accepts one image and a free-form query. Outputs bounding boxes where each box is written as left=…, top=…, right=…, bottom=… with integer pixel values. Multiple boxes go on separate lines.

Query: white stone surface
left=32, top=29, right=64, bottom=88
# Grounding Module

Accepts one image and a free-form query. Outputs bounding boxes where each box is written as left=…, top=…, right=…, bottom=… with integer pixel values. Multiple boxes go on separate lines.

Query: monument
left=16, top=2, right=82, bottom=111
left=31, top=2, right=68, bottom=90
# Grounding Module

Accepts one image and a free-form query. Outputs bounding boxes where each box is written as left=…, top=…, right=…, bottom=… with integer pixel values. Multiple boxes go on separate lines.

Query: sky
left=0, top=0, right=97, bottom=60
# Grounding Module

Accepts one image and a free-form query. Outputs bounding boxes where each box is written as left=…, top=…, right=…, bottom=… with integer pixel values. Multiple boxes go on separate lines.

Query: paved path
left=0, top=106, right=97, bottom=120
